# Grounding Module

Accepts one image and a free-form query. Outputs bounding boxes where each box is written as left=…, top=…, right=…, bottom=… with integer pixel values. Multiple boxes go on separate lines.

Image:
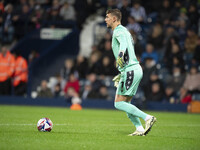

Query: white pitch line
left=0, top=124, right=34, bottom=126
left=0, top=124, right=200, bottom=127
left=104, top=124, right=200, bottom=127
left=0, top=124, right=69, bottom=126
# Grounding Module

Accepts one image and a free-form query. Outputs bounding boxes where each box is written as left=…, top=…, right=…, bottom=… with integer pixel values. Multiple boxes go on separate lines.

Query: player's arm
left=115, top=31, right=128, bottom=68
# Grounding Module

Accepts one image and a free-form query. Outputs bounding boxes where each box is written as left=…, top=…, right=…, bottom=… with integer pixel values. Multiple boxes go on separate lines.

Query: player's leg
left=125, top=99, right=144, bottom=130
left=126, top=112, right=142, bottom=128
left=126, top=98, right=145, bottom=135
left=114, top=67, right=148, bottom=120
left=126, top=112, right=145, bottom=136
left=114, top=94, right=148, bottom=120
left=115, top=66, right=156, bottom=135
left=114, top=95, right=156, bottom=135
left=127, top=112, right=144, bottom=135
left=126, top=96, right=156, bottom=136
left=114, top=95, right=146, bottom=136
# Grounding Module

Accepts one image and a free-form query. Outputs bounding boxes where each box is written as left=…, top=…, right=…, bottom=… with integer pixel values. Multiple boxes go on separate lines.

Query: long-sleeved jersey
left=112, top=25, right=139, bottom=72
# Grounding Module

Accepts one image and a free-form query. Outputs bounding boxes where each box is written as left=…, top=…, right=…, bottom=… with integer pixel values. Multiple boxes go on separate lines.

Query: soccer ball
left=37, top=118, right=53, bottom=132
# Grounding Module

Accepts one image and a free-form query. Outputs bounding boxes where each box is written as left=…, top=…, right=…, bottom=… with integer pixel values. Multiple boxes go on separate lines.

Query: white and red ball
left=37, top=118, right=53, bottom=132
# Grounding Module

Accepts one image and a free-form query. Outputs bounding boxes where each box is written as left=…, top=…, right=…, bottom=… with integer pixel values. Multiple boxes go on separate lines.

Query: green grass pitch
left=0, top=105, right=200, bottom=150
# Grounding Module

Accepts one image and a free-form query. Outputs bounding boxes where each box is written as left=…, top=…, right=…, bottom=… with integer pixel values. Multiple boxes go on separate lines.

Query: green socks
left=114, top=101, right=147, bottom=120
left=126, top=112, right=142, bottom=128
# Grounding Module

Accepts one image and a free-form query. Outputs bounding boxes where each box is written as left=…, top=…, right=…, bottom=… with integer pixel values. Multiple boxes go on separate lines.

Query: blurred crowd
left=0, top=0, right=97, bottom=44
left=1, top=0, right=200, bottom=104
left=36, top=56, right=116, bottom=102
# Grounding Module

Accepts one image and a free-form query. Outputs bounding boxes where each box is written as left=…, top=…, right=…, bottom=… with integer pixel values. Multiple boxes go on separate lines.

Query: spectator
left=98, top=56, right=117, bottom=76
left=166, top=66, right=186, bottom=93
left=37, top=80, right=53, bottom=98
left=119, top=0, right=130, bottom=26
left=60, top=58, right=76, bottom=81
left=192, top=37, right=200, bottom=65
left=164, top=86, right=178, bottom=103
left=158, top=0, right=171, bottom=23
left=68, top=86, right=81, bottom=102
left=177, top=19, right=187, bottom=48
left=12, top=4, right=34, bottom=39
left=177, top=7, right=188, bottom=23
left=49, top=0, right=61, bottom=11
left=59, top=2, right=75, bottom=21
left=187, top=4, right=199, bottom=28
left=13, top=52, right=28, bottom=96
left=105, top=0, right=117, bottom=12
left=67, top=87, right=82, bottom=109
left=172, top=56, right=185, bottom=74
left=180, top=87, right=192, bottom=104
left=130, top=0, right=146, bottom=23
left=53, top=83, right=62, bottom=98
left=15, top=0, right=27, bottom=14
left=91, top=45, right=99, bottom=53
left=98, top=31, right=112, bottom=52
left=98, top=85, right=111, bottom=100
left=0, top=4, right=15, bottom=44
left=46, top=7, right=63, bottom=28
left=30, top=4, right=44, bottom=29
left=48, top=74, right=65, bottom=95
left=74, top=55, right=88, bottom=79
left=102, top=40, right=115, bottom=62
left=181, top=66, right=200, bottom=96
left=144, top=72, right=164, bottom=100
left=28, top=0, right=36, bottom=12
left=185, top=28, right=198, bottom=53
left=126, top=16, right=141, bottom=34
left=147, top=23, right=164, bottom=51
left=129, top=29, right=144, bottom=57
left=171, top=0, right=182, bottom=21
left=146, top=82, right=164, bottom=102
left=86, top=73, right=102, bottom=93
left=141, top=43, right=158, bottom=63
left=81, top=81, right=98, bottom=99
left=164, top=43, right=185, bottom=73
left=0, top=46, right=15, bottom=95
left=163, top=25, right=179, bottom=46
left=140, top=57, right=158, bottom=88
left=184, top=28, right=198, bottom=64
left=43, top=0, right=61, bottom=22
left=64, top=73, right=80, bottom=97
left=87, top=51, right=101, bottom=74
left=164, top=36, right=179, bottom=61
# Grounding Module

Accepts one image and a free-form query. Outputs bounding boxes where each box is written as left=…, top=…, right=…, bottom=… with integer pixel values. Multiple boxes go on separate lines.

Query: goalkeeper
left=105, top=9, right=156, bottom=136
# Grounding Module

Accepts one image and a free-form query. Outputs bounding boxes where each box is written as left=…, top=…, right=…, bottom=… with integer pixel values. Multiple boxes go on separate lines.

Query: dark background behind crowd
left=0, top=0, right=200, bottom=105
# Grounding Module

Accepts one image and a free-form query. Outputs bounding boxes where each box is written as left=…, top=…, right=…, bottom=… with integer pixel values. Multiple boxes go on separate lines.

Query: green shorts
left=116, top=64, right=143, bottom=97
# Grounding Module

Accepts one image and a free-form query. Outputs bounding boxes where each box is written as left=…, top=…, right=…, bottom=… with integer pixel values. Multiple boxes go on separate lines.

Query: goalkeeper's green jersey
left=112, top=25, right=139, bottom=72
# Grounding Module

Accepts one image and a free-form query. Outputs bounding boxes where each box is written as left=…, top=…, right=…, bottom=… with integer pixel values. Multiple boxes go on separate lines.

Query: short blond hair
left=106, top=9, right=122, bottom=21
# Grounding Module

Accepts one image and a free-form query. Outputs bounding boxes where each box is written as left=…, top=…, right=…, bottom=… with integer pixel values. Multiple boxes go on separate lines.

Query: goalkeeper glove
left=116, top=51, right=125, bottom=68
left=112, top=74, right=121, bottom=88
